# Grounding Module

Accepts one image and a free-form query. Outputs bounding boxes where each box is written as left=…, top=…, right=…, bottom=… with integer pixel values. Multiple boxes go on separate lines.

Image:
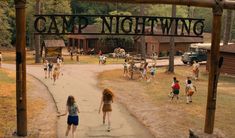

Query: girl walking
left=43, top=60, right=48, bottom=79
left=58, top=95, right=80, bottom=138
left=48, top=61, right=54, bottom=79
left=149, top=65, right=156, bottom=81
left=185, top=80, right=197, bottom=104
left=123, top=59, right=128, bottom=77
left=142, top=62, right=148, bottom=80
left=192, top=61, right=200, bottom=80
left=171, top=80, right=180, bottom=101
left=99, top=88, right=114, bottom=132
left=52, top=67, right=59, bottom=85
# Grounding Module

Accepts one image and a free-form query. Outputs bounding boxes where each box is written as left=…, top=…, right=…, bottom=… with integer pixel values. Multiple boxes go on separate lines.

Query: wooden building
left=68, top=25, right=101, bottom=54
left=41, top=40, right=65, bottom=61
left=67, top=25, right=135, bottom=54
left=68, top=25, right=203, bottom=56
left=206, top=44, right=235, bottom=75
left=135, top=34, right=203, bottom=57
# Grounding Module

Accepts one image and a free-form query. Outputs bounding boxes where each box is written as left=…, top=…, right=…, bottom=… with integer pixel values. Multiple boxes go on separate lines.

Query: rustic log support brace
left=213, top=0, right=223, bottom=15
left=14, top=0, right=26, bottom=8
left=204, top=0, right=223, bottom=134
left=14, top=0, right=27, bottom=136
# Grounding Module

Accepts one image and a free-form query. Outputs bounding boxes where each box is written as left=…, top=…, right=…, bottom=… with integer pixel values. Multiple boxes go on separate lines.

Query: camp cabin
left=206, top=43, right=235, bottom=75
left=41, top=40, right=65, bottom=62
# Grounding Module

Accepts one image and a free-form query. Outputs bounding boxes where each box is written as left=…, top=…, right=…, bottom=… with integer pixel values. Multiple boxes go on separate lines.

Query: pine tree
left=0, top=1, right=12, bottom=47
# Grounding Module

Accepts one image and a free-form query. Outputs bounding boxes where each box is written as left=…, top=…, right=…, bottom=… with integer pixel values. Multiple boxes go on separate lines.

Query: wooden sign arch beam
left=88, top=0, right=235, bottom=10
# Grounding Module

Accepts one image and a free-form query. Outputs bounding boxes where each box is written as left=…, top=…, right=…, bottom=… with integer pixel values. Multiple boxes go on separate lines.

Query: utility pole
left=35, top=0, right=41, bottom=63
left=140, top=4, right=146, bottom=60
left=168, top=5, right=176, bottom=73
left=14, top=0, right=27, bottom=136
left=204, top=1, right=223, bottom=134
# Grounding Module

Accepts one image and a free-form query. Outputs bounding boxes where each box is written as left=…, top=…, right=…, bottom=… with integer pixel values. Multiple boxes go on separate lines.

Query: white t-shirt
left=99, top=55, right=103, bottom=60
left=123, top=62, right=128, bottom=67
left=193, top=63, right=200, bottom=70
left=186, top=84, right=195, bottom=91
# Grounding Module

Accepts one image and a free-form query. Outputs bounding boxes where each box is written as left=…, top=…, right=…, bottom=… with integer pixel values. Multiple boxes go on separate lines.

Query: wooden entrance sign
left=34, top=14, right=204, bottom=37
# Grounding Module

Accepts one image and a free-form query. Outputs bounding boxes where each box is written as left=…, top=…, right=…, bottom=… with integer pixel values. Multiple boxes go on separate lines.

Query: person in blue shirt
left=58, top=95, right=80, bottom=138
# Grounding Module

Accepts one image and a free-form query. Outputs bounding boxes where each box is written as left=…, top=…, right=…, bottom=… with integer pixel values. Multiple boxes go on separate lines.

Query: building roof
left=136, top=35, right=203, bottom=44
left=69, top=24, right=203, bottom=43
left=202, top=43, right=235, bottom=54
left=80, top=24, right=99, bottom=33
left=220, top=44, right=235, bottom=54
left=144, top=26, right=203, bottom=43
left=69, top=25, right=100, bottom=39
left=43, top=40, right=65, bottom=48
left=155, top=36, right=203, bottom=43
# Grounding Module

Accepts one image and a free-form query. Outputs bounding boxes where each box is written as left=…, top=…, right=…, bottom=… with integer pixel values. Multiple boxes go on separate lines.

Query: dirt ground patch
left=97, top=66, right=235, bottom=138
left=0, top=68, right=57, bottom=137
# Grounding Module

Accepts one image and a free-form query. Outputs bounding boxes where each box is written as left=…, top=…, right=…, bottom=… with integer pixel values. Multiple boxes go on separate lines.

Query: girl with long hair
left=99, top=88, right=114, bottom=132
left=58, top=95, right=80, bottom=138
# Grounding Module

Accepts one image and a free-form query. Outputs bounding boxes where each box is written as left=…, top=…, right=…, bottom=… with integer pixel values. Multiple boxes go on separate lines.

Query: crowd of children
left=121, top=59, right=198, bottom=104
left=123, top=60, right=157, bottom=82
left=43, top=56, right=63, bottom=85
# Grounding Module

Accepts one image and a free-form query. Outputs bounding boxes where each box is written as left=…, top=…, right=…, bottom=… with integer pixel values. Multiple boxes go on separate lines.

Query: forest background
left=0, top=0, right=234, bottom=48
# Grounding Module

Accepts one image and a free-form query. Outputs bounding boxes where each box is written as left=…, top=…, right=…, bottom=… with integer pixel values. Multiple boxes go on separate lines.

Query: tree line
left=0, top=0, right=234, bottom=48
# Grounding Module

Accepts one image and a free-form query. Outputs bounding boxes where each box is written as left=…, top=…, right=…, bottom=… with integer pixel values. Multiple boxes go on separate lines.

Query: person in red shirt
left=98, top=50, right=102, bottom=56
left=171, top=80, right=180, bottom=101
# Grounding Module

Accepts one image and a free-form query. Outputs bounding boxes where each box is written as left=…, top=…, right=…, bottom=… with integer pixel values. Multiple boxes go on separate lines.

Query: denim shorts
left=67, top=115, right=79, bottom=126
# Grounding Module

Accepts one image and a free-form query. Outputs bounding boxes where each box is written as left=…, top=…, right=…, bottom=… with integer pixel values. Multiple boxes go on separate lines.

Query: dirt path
left=24, top=75, right=57, bottom=137
left=3, top=64, right=154, bottom=138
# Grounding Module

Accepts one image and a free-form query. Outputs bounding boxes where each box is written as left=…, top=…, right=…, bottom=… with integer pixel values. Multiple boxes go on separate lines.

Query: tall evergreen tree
left=0, top=1, right=12, bottom=47
left=168, top=5, right=176, bottom=73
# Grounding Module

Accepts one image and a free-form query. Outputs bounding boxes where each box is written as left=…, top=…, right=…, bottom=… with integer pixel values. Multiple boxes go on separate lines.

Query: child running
left=52, top=67, right=59, bottom=84
left=43, top=60, right=49, bottom=79
left=171, top=80, right=180, bottom=101
left=48, top=61, right=54, bottom=79
left=168, top=77, right=177, bottom=98
left=58, top=96, right=80, bottom=138
left=149, top=65, right=156, bottom=81
left=99, top=88, right=114, bottom=132
left=185, top=80, right=197, bottom=104
left=123, top=59, right=128, bottom=77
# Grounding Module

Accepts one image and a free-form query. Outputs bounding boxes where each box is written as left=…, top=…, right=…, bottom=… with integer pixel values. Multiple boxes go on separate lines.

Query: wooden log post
left=204, top=0, right=223, bottom=134
left=35, top=0, right=41, bottom=63
left=14, top=0, right=27, bottom=136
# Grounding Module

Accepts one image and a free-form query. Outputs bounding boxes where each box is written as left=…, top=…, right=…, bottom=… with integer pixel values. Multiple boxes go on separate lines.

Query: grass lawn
left=1, top=50, right=125, bottom=65
left=0, top=68, right=16, bottom=136
left=98, top=65, right=235, bottom=137
left=0, top=68, right=46, bottom=137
